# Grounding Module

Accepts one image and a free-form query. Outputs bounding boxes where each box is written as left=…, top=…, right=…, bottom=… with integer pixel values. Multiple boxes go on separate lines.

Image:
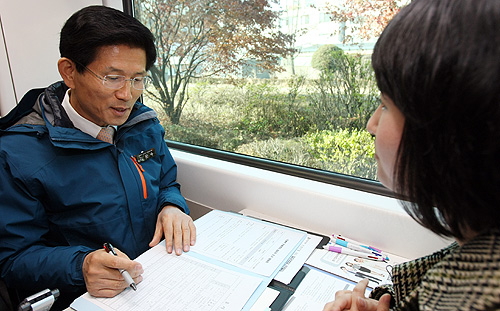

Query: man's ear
left=58, top=57, right=77, bottom=89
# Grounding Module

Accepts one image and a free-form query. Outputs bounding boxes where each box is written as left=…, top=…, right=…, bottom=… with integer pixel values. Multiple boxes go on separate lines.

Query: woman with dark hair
left=324, top=0, right=500, bottom=310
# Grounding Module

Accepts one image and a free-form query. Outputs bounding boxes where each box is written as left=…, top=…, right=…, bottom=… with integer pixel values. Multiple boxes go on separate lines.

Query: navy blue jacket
left=0, top=82, right=188, bottom=301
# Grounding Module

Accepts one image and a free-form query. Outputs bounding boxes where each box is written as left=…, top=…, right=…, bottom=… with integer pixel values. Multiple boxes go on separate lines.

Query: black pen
left=103, top=243, right=137, bottom=291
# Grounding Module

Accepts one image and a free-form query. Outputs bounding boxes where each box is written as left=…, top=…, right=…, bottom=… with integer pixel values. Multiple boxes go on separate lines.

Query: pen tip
left=131, top=283, right=137, bottom=291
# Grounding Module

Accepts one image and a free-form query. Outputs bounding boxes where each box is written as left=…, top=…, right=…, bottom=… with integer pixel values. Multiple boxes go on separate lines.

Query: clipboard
left=268, top=265, right=311, bottom=310
left=268, top=232, right=330, bottom=310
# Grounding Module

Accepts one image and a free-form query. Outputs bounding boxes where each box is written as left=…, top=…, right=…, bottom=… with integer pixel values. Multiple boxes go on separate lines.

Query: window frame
left=124, top=0, right=393, bottom=198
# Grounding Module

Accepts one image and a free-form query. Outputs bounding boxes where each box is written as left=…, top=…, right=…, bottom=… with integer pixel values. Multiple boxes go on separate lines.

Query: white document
left=274, top=234, right=323, bottom=284
left=305, top=248, right=403, bottom=288
left=71, top=210, right=307, bottom=311
left=283, top=267, right=367, bottom=311
left=193, top=210, right=308, bottom=277
left=71, top=243, right=263, bottom=311
left=249, top=288, right=280, bottom=311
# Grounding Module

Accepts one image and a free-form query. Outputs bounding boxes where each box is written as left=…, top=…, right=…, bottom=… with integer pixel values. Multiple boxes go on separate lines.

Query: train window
left=130, top=0, right=405, bottom=195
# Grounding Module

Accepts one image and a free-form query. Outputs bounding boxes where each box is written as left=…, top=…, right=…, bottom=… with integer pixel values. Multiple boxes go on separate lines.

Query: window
left=130, top=0, right=401, bottom=196
left=301, top=15, right=309, bottom=25
left=320, top=12, right=332, bottom=23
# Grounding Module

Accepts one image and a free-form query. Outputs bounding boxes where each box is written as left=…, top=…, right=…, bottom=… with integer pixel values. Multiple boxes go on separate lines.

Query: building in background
left=276, top=0, right=377, bottom=78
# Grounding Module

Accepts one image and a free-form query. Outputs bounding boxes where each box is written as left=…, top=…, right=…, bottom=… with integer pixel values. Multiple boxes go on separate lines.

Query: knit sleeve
left=370, top=284, right=396, bottom=309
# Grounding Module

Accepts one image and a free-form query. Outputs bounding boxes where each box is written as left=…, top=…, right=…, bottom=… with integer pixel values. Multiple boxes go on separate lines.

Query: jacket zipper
left=131, top=156, right=147, bottom=199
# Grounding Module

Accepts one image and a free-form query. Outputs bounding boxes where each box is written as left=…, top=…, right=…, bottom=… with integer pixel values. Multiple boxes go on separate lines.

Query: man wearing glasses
left=0, top=5, right=196, bottom=309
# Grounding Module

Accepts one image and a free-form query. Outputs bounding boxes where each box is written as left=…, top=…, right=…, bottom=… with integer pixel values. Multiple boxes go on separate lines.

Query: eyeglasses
left=78, top=63, right=152, bottom=90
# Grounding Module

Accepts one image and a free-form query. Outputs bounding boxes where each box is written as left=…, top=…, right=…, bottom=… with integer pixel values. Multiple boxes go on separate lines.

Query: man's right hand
left=82, top=248, right=144, bottom=297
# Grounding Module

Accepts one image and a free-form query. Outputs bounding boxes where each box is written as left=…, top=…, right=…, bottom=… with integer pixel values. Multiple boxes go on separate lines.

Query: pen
left=103, top=243, right=137, bottom=291
left=323, top=245, right=387, bottom=262
left=329, top=239, right=388, bottom=260
left=332, top=234, right=390, bottom=260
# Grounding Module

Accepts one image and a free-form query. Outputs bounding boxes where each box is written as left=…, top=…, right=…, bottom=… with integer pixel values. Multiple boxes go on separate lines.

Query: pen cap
left=326, top=246, right=343, bottom=252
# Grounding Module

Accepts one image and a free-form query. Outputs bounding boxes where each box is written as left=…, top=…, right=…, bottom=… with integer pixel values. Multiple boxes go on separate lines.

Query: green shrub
left=236, top=138, right=316, bottom=166
left=165, top=121, right=249, bottom=151
left=309, top=46, right=379, bottom=130
left=311, top=45, right=346, bottom=73
left=160, top=77, right=378, bottom=180
left=304, top=128, right=377, bottom=179
left=234, top=78, right=312, bottom=139
left=234, top=128, right=377, bottom=179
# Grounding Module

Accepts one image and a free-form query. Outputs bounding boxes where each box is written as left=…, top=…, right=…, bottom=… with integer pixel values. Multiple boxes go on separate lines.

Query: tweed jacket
left=370, top=228, right=500, bottom=311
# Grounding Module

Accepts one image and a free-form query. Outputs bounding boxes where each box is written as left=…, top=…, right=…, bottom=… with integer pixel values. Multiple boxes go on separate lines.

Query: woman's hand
left=323, top=279, right=391, bottom=311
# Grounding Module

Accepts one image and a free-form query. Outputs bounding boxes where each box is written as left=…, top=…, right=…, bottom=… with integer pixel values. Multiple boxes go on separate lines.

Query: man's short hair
left=60, top=5, right=157, bottom=71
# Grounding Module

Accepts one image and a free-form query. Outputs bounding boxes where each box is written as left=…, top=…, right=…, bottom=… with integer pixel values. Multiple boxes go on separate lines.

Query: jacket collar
left=2, top=81, right=158, bottom=149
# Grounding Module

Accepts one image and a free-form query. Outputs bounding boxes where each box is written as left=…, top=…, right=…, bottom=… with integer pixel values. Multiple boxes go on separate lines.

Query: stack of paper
left=71, top=210, right=308, bottom=311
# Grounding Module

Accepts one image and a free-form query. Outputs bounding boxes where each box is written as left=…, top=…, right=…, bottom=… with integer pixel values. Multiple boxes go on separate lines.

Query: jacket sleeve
left=0, top=157, right=93, bottom=293
left=156, top=138, right=189, bottom=215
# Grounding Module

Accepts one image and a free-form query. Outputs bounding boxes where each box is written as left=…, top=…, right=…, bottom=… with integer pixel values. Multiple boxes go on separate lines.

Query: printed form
left=282, top=267, right=360, bottom=311
left=193, top=211, right=307, bottom=277
left=72, top=244, right=262, bottom=311
left=71, top=210, right=307, bottom=311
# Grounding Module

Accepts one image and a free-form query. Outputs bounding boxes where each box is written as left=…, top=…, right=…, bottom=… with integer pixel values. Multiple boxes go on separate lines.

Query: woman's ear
left=57, top=57, right=77, bottom=89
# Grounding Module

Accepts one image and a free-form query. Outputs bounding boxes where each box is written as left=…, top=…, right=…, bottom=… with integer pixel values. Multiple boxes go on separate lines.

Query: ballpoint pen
left=332, top=234, right=390, bottom=260
left=330, top=238, right=387, bottom=259
left=323, top=245, right=388, bottom=262
left=103, top=243, right=137, bottom=291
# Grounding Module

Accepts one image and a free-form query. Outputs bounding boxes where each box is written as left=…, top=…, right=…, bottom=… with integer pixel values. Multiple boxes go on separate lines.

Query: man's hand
left=83, top=248, right=143, bottom=297
left=149, top=205, right=196, bottom=255
left=323, top=279, right=391, bottom=311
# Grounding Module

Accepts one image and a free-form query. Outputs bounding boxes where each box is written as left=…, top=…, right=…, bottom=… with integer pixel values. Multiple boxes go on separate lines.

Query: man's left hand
left=149, top=205, right=196, bottom=255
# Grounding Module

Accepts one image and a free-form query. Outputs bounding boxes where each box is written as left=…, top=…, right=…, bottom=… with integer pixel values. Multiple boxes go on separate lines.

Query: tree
left=311, top=45, right=345, bottom=73
left=309, top=45, right=379, bottom=130
left=325, top=0, right=407, bottom=44
left=279, top=0, right=308, bottom=75
left=134, top=0, right=296, bottom=124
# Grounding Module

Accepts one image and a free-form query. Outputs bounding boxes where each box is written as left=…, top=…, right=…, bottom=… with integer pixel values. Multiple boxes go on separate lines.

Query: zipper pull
left=131, top=156, right=147, bottom=199
left=131, top=156, right=145, bottom=172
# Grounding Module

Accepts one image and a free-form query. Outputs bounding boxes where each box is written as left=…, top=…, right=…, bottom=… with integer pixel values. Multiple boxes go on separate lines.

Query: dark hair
left=372, top=0, right=500, bottom=239
left=59, top=5, right=156, bottom=71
